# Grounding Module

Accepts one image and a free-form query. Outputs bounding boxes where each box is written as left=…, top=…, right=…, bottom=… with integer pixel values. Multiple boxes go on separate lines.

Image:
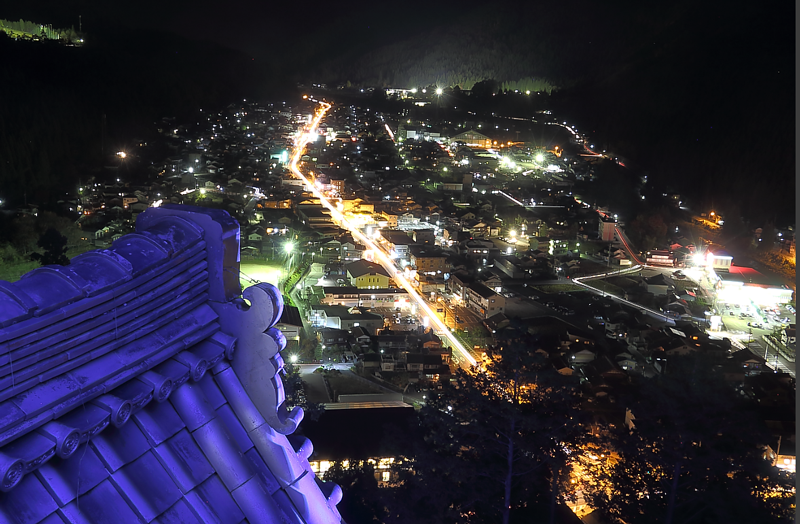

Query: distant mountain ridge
left=302, top=0, right=794, bottom=224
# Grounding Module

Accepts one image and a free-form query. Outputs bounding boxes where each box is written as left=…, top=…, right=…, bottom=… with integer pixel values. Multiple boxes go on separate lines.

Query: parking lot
left=717, top=301, right=795, bottom=336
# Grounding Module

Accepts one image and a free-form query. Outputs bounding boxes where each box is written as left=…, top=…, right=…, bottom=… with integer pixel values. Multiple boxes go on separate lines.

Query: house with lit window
left=409, top=245, right=450, bottom=276
left=465, top=282, right=505, bottom=319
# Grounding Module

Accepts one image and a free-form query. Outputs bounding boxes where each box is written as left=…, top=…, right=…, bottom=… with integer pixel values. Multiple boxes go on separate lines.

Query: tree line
left=0, top=18, right=80, bottom=42
left=316, top=322, right=794, bottom=523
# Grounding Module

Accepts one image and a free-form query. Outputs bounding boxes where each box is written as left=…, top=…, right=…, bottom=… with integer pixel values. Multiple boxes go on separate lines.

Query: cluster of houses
left=52, top=97, right=794, bottom=473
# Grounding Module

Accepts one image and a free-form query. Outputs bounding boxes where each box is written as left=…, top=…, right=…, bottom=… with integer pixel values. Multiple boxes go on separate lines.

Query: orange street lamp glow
left=289, top=102, right=477, bottom=367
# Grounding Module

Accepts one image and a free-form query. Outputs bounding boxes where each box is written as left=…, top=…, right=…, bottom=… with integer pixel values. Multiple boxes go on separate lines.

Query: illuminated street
left=289, top=101, right=477, bottom=368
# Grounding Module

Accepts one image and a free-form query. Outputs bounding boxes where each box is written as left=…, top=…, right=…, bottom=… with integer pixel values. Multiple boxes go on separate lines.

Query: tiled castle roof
left=0, top=205, right=341, bottom=523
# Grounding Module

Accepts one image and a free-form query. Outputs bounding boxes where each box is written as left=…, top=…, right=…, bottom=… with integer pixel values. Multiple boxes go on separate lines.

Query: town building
left=308, top=305, right=384, bottom=335
left=345, top=260, right=393, bottom=289
left=448, top=130, right=492, bottom=149
left=646, top=250, right=675, bottom=267
left=598, top=218, right=616, bottom=242
left=409, top=245, right=450, bottom=276
left=466, top=282, right=506, bottom=319
left=320, top=287, right=411, bottom=309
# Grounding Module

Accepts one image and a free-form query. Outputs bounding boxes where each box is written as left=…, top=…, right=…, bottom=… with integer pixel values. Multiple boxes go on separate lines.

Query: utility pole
left=78, top=15, right=81, bottom=34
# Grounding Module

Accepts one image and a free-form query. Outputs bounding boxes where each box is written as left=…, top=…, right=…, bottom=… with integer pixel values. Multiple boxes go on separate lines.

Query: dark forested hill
left=0, top=26, right=278, bottom=208
left=548, top=0, right=794, bottom=225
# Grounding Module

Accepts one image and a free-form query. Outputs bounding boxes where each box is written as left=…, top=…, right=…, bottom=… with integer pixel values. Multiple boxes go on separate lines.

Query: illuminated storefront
left=714, top=266, right=793, bottom=307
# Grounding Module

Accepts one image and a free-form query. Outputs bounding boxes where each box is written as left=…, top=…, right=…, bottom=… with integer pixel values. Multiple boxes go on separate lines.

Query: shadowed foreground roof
left=0, top=205, right=341, bottom=523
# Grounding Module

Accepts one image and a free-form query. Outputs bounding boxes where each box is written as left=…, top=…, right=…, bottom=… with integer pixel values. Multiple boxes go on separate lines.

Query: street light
left=284, top=242, right=295, bottom=254
left=435, top=87, right=443, bottom=95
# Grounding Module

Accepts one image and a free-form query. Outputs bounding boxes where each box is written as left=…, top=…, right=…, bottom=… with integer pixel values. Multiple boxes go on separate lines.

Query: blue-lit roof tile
left=89, top=418, right=150, bottom=472
left=109, top=378, right=153, bottom=412
left=0, top=470, right=58, bottom=524
left=215, top=404, right=253, bottom=454
left=111, top=450, right=182, bottom=522
left=192, top=417, right=253, bottom=492
left=168, top=382, right=216, bottom=433
left=38, top=513, right=66, bottom=524
left=285, top=470, right=340, bottom=522
left=59, top=479, right=141, bottom=524
left=64, top=251, right=133, bottom=297
left=189, top=339, right=227, bottom=374
left=153, top=360, right=191, bottom=393
left=12, top=375, right=81, bottom=419
left=243, top=447, right=281, bottom=495
left=212, top=366, right=267, bottom=432
left=15, top=269, right=85, bottom=318
left=0, top=283, right=33, bottom=328
left=248, top=425, right=307, bottom=488
left=231, top=476, right=291, bottom=523
left=3, top=431, right=55, bottom=472
left=154, top=498, right=204, bottom=524
left=195, top=373, right=225, bottom=410
left=288, top=434, right=314, bottom=463
left=36, top=443, right=108, bottom=506
left=0, top=400, right=24, bottom=431
left=141, top=217, right=204, bottom=254
left=153, top=428, right=214, bottom=493
left=133, top=399, right=185, bottom=447
left=57, top=404, right=109, bottom=439
left=272, top=488, right=305, bottom=523
left=111, top=234, right=170, bottom=277
left=0, top=407, right=54, bottom=448
left=37, top=354, right=80, bottom=385
left=184, top=475, right=244, bottom=524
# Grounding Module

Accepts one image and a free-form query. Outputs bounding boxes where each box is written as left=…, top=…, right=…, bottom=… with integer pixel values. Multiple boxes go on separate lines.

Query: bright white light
left=436, top=88, right=443, bottom=95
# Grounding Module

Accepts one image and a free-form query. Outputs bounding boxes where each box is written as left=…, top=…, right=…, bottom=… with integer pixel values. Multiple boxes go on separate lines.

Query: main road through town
left=289, top=101, right=478, bottom=368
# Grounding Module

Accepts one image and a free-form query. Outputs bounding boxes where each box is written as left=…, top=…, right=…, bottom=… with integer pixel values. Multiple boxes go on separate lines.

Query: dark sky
left=4, top=0, right=483, bottom=58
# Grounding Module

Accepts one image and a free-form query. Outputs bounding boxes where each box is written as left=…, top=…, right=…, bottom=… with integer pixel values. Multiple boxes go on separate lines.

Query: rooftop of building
left=345, top=260, right=391, bottom=279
